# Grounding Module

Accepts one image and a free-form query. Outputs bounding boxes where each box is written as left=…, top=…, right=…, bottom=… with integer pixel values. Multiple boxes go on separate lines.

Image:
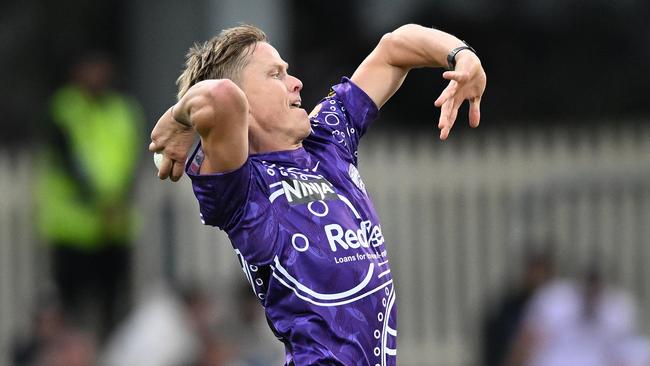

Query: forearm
left=384, top=24, right=472, bottom=70
left=351, top=24, right=482, bottom=109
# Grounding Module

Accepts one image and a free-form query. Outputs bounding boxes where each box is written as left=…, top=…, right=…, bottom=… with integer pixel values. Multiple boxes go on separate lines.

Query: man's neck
left=248, top=134, right=303, bottom=155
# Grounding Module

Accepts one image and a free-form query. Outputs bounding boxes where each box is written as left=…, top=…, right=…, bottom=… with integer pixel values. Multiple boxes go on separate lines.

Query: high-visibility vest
left=36, top=85, right=143, bottom=249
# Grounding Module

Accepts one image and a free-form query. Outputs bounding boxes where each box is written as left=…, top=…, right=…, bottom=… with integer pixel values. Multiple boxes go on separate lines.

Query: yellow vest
left=36, top=85, right=143, bottom=249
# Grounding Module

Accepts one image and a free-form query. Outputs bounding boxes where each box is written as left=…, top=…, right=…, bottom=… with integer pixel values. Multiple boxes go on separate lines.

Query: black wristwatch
left=446, top=42, right=477, bottom=71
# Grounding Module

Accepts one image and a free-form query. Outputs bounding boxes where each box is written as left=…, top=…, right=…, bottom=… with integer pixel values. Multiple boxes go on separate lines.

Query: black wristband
left=446, top=42, right=477, bottom=71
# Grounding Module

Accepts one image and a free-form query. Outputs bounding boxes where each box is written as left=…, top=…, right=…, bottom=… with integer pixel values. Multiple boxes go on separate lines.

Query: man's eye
left=271, top=72, right=281, bottom=79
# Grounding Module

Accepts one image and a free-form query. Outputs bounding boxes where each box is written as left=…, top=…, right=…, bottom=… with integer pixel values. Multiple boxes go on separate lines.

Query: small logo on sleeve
left=348, top=164, right=367, bottom=194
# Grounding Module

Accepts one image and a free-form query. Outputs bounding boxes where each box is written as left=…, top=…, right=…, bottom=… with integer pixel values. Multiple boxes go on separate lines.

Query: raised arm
left=351, top=24, right=486, bottom=140
left=149, top=78, right=249, bottom=181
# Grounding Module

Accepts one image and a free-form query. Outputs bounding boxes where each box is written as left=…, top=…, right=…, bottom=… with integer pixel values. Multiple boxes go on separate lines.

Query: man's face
left=239, top=42, right=310, bottom=149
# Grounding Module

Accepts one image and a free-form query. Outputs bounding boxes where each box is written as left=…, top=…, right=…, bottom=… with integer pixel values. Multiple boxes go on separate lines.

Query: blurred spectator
left=34, top=51, right=144, bottom=340
left=481, top=249, right=554, bottom=366
left=180, top=283, right=243, bottom=366
left=101, top=283, right=243, bottom=366
left=507, top=266, right=649, bottom=366
left=100, top=284, right=199, bottom=366
left=12, top=296, right=66, bottom=365
left=229, top=282, right=285, bottom=366
left=614, top=336, right=650, bottom=366
left=34, top=329, right=97, bottom=366
left=12, top=295, right=97, bottom=366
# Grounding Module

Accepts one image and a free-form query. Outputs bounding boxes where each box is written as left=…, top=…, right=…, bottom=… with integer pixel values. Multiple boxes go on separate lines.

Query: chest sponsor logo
left=324, top=220, right=385, bottom=252
left=282, top=177, right=338, bottom=204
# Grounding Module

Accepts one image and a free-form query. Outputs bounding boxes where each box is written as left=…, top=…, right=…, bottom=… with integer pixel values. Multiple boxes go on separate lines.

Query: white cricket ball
left=153, top=152, right=164, bottom=170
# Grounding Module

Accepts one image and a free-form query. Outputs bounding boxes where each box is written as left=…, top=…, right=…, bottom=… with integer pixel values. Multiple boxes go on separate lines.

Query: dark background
left=1, top=0, right=648, bottom=145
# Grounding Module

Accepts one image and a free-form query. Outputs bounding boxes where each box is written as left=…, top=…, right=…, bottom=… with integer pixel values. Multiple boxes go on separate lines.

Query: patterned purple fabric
left=186, top=78, right=397, bottom=365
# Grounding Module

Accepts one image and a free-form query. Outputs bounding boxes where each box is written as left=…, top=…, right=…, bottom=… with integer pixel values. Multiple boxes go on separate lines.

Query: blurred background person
left=481, top=247, right=554, bottom=366
left=11, top=294, right=97, bottom=366
left=230, top=282, right=286, bottom=366
left=34, top=51, right=144, bottom=341
left=100, top=283, right=200, bottom=366
left=507, top=265, right=648, bottom=366
left=11, top=296, right=66, bottom=365
left=33, top=329, right=97, bottom=366
left=101, top=282, right=243, bottom=366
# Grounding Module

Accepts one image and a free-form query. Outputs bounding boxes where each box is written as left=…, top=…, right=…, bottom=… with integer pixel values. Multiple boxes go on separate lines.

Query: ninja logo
left=282, top=178, right=338, bottom=204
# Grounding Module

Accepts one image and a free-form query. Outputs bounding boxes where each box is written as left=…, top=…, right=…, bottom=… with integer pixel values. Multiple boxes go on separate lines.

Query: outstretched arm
left=351, top=24, right=486, bottom=140
left=149, top=79, right=249, bottom=181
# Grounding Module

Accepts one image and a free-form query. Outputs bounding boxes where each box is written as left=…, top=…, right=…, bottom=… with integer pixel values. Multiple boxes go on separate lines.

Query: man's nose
left=289, top=75, right=303, bottom=93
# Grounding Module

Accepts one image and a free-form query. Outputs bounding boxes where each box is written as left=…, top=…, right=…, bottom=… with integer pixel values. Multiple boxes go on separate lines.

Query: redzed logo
left=324, top=220, right=385, bottom=252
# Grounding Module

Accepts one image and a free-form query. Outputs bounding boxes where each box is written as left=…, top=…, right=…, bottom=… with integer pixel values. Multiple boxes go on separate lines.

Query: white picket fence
left=1, top=123, right=649, bottom=366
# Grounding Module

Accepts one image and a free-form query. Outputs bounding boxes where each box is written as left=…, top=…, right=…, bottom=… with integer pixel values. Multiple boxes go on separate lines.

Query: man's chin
left=297, top=116, right=311, bottom=140
left=293, top=107, right=308, bottom=117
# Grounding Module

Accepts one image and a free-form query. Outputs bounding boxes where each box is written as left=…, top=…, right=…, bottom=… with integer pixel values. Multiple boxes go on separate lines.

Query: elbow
left=191, top=79, right=248, bottom=136
left=205, top=79, right=248, bottom=115
left=376, top=32, right=400, bottom=66
left=383, top=23, right=422, bottom=48
left=378, top=25, right=419, bottom=68
left=392, top=23, right=422, bottom=35
left=379, top=24, right=430, bottom=68
left=387, top=23, right=421, bottom=41
left=378, top=30, right=400, bottom=53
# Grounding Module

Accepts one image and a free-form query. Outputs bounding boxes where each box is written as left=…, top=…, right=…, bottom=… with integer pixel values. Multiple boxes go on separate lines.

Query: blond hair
left=176, top=24, right=267, bottom=99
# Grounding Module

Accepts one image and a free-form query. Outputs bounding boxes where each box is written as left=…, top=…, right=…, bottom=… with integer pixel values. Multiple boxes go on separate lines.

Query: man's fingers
left=170, top=161, right=185, bottom=182
left=438, top=97, right=451, bottom=129
left=448, top=98, right=460, bottom=129
left=155, top=153, right=186, bottom=182
left=439, top=125, right=448, bottom=139
left=438, top=99, right=454, bottom=140
left=469, top=97, right=481, bottom=128
left=158, top=155, right=173, bottom=180
left=434, top=81, right=457, bottom=107
left=442, top=70, right=469, bottom=83
left=149, top=141, right=163, bottom=152
left=439, top=97, right=462, bottom=140
left=435, top=68, right=484, bottom=139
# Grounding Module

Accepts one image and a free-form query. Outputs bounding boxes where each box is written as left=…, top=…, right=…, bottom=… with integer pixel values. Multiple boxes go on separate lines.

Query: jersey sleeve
left=307, top=77, right=379, bottom=165
left=185, top=143, right=251, bottom=231
left=185, top=144, right=280, bottom=265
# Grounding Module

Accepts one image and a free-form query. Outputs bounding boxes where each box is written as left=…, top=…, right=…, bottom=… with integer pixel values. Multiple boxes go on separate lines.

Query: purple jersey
left=186, top=78, right=397, bottom=365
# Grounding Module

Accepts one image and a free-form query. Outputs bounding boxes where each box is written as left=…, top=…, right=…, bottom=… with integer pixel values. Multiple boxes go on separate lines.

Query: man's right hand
left=149, top=106, right=196, bottom=182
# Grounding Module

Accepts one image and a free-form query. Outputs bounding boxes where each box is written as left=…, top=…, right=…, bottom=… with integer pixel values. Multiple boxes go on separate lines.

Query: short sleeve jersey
left=187, top=78, right=397, bottom=366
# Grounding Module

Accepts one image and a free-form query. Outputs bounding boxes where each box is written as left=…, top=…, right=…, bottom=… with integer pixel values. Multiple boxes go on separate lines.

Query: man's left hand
left=434, top=51, right=486, bottom=140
